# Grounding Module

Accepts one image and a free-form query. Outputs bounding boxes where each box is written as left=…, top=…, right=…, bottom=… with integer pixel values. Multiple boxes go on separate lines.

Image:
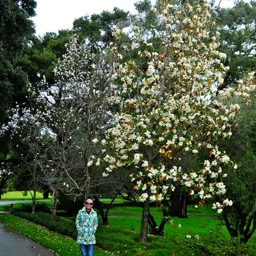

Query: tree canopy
left=214, top=0, right=256, bottom=87
left=0, top=0, right=36, bottom=124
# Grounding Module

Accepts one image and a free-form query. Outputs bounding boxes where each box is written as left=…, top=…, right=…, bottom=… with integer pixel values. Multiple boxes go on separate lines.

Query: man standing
left=76, top=199, right=98, bottom=256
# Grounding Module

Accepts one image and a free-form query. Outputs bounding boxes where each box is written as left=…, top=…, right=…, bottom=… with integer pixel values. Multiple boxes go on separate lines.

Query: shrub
left=13, top=211, right=77, bottom=239
left=17, top=202, right=51, bottom=213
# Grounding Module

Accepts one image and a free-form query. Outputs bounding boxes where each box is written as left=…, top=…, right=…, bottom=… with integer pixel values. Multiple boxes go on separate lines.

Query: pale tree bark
left=50, top=189, right=58, bottom=221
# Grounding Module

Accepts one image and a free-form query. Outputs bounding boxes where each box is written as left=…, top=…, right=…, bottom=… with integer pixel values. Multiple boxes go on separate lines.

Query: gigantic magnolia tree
left=91, top=0, right=255, bottom=243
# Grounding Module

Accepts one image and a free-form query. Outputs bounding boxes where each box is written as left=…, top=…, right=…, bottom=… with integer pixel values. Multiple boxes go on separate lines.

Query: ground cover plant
left=0, top=196, right=255, bottom=256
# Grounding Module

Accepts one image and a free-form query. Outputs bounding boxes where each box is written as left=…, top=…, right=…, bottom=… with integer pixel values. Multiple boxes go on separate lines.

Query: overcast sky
left=32, top=0, right=235, bottom=37
left=32, top=0, right=152, bottom=36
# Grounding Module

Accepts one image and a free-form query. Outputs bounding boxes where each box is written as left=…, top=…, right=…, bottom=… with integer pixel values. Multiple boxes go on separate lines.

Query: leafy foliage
left=214, top=0, right=256, bottom=87
left=0, top=0, right=36, bottom=124
left=218, top=93, right=256, bottom=243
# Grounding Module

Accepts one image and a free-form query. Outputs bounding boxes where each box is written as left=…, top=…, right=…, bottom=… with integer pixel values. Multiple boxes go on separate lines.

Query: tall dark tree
left=218, top=93, right=256, bottom=244
left=21, top=30, right=72, bottom=85
left=214, top=0, right=256, bottom=88
left=73, top=8, right=130, bottom=48
left=0, top=0, right=37, bottom=193
left=0, top=0, right=36, bottom=124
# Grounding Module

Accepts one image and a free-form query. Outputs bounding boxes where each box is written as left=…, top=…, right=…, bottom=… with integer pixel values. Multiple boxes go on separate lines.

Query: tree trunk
left=149, top=212, right=169, bottom=235
left=222, top=207, right=256, bottom=244
left=50, top=190, right=58, bottom=221
left=139, top=198, right=150, bottom=243
left=30, top=190, right=36, bottom=214
left=169, top=189, right=188, bottom=218
left=0, top=173, right=9, bottom=199
left=29, top=174, right=38, bottom=214
left=93, top=196, right=109, bottom=225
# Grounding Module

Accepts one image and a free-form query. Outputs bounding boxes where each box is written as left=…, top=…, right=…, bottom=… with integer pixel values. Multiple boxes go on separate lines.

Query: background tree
left=0, top=161, right=12, bottom=199
left=21, top=30, right=72, bottom=86
left=218, top=93, right=256, bottom=243
left=214, top=0, right=256, bottom=88
left=0, top=0, right=36, bottom=124
left=73, top=8, right=130, bottom=48
left=0, top=0, right=37, bottom=192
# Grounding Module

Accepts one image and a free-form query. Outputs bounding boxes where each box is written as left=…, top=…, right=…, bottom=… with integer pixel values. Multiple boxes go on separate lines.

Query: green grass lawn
left=1, top=191, right=46, bottom=200
left=0, top=191, right=255, bottom=256
left=107, top=204, right=226, bottom=238
left=98, top=204, right=256, bottom=255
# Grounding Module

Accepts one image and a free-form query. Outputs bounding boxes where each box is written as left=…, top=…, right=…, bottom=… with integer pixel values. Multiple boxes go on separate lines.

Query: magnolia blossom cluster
left=92, top=0, right=255, bottom=213
left=212, top=199, right=233, bottom=213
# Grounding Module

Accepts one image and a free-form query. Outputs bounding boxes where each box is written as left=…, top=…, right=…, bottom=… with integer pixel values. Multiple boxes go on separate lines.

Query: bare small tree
left=4, top=35, right=115, bottom=220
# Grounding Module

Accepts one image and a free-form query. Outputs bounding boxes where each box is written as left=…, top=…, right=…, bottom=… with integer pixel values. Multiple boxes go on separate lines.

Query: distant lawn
left=1, top=191, right=49, bottom=200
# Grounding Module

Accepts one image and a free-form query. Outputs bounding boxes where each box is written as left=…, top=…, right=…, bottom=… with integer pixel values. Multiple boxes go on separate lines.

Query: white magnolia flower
left=223, top=199, right=233, bottom=206
left=142, top=161, right=149, bottom=167
left=133, top=153, right=141, bottom=164
left=139, top=193, right=148, bottom=202
left=87, top=160, right=93, bottom=167
left=92, top=138, right=98, bottom=143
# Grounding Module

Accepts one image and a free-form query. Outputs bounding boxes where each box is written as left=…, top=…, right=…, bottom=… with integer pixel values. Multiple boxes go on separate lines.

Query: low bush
left=18, top=202, right=51, bottom=213
left=13, top=211, right=77, bottom=239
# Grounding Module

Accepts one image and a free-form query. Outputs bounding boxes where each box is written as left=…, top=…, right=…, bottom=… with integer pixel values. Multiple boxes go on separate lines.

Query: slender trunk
left=51, top=190, right=58, bottom=221
left=30, top=175, right=37, bottom=214
left=94, top=196, right=109, bottom=225
left=139, top=198, right=150, bottom=243
left=223, top=208, right=256, bottom=244
left=31, top=190, right=36, bottom=214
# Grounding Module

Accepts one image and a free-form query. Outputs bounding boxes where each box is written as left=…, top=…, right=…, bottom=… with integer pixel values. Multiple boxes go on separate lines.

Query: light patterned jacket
left=75, top=207, right=98, bottom=245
